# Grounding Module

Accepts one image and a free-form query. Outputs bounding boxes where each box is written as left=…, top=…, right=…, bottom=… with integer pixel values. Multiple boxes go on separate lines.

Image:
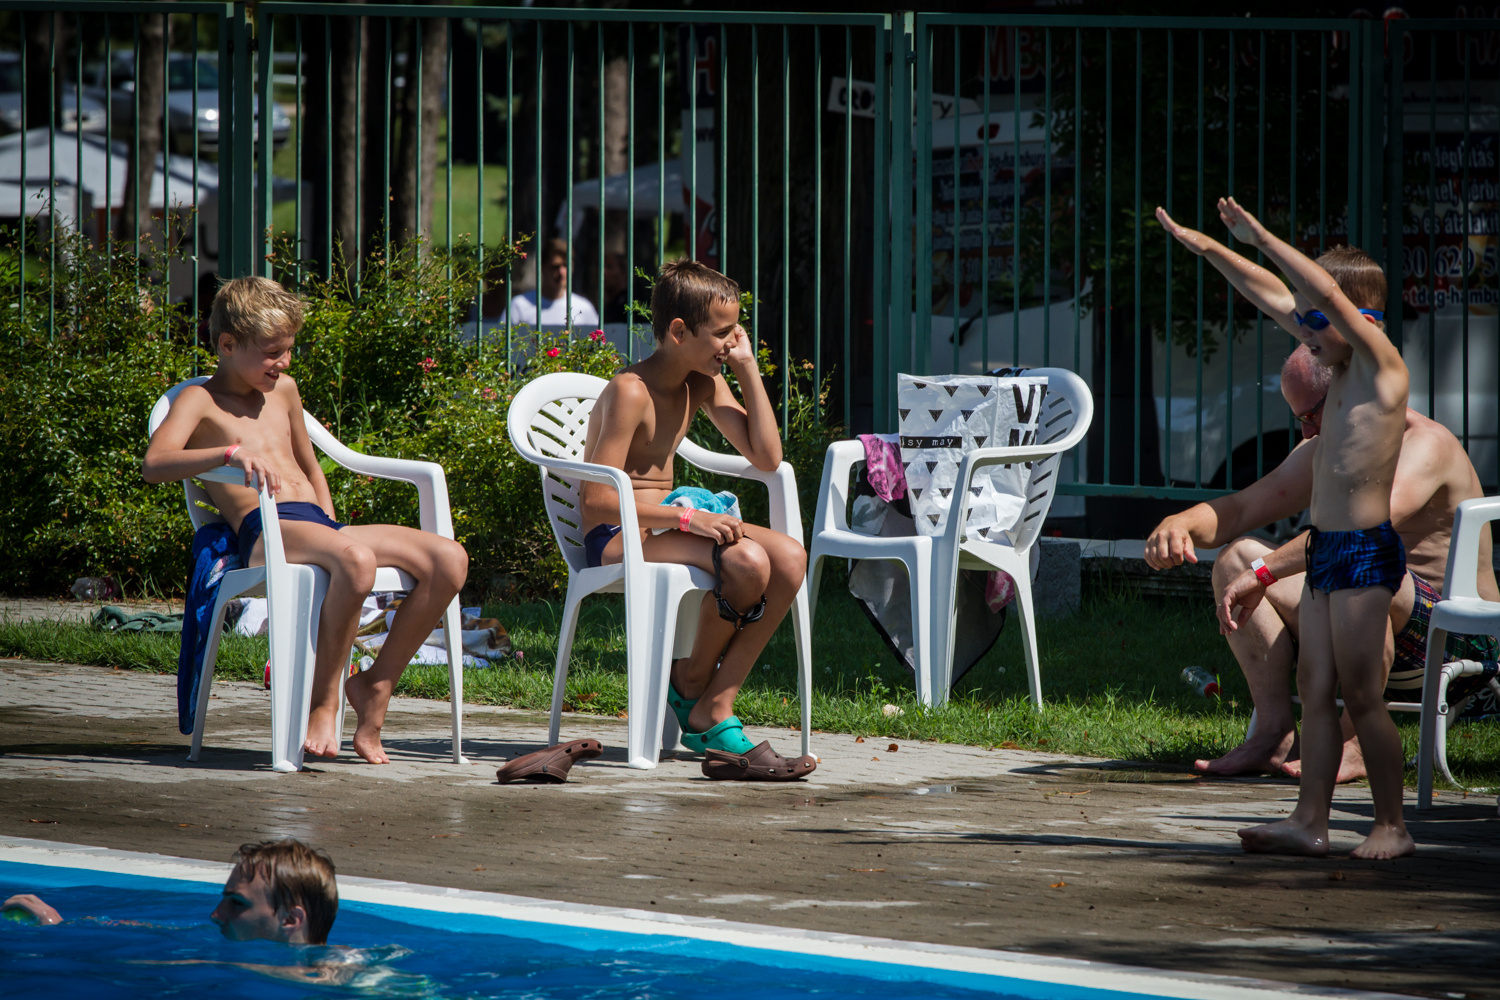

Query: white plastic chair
left=150, top=377, right=466, bottom=772
left=807, top=368, right=1093, bottom=708
left=506, top=372, right=813, bottom=769
left=1416, top=495, right=1500, bottom=810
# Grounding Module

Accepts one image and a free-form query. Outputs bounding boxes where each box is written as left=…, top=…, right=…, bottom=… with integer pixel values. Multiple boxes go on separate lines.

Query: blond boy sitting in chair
left=144, top=276, right=469, bottom=764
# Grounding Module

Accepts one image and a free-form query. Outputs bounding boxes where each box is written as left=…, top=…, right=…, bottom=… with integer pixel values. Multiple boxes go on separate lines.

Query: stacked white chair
left=506, top=372, right=813, bottom=768
left=150, top=377, right=466, bottom=772
left=1416, top=494, right=1500, bottom=810
left=807, top=367, right=1093, bottom=708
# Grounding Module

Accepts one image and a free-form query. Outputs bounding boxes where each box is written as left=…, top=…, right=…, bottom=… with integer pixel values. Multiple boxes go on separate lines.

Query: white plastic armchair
left=808, top=368, right=1093, bottom=708
left=1417, top=495, right=1500, bottom=810
left=506, top=372, right=813, bottom=769
left=150, top=377, right=466, bottom=773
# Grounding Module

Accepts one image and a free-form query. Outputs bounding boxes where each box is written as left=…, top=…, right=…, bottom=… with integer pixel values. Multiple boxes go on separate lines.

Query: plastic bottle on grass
left=1181, top=666, right=1220, bottom=698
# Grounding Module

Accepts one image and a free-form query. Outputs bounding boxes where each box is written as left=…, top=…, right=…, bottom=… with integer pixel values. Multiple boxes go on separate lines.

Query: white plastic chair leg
left=1009, top=566, right=1045, bottom=709
left=1416, top=626, right=1448, bottom=808
left=442, top=597, right=467, bottom=763
left=549, top=584, right=587, bottom=745
left=659, top=590, right=702, bottom=754
left=623, top=578, right=680, bottom=769
left=791, top=579, right=814, bottom=758
left=268, top=565, right=327, bottom=773
left=906, top=548, right=943, bottom=708
left=188, top=592, right=236, bottom=762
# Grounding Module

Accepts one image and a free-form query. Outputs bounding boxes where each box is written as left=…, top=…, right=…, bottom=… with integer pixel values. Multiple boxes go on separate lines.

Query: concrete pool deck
left=0, top=657, right=1495, bottom=999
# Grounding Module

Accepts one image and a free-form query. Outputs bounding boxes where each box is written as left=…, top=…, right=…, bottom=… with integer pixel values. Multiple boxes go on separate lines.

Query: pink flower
left=481, top=387, right=498, bottom=400
left=546, top=347, right=561, bottom=358
left=589, top=328, right=606, bottom=342
left=419, top=356, right=437, bottom=372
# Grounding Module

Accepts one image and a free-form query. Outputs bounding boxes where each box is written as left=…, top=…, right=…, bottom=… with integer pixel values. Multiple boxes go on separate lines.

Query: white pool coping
left=0, top=836, right=1415, bottom=1000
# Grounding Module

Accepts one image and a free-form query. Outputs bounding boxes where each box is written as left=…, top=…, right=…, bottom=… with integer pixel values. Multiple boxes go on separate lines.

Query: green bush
left=0, top=233, right=841, bottom=599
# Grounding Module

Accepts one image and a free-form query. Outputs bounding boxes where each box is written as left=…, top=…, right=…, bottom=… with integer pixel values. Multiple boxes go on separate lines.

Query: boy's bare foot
left=302, top=705, right=343, bottom=759
left=1237, top=818, right=1330, bottom=856
left=1280, top=737, right=1366, bottom=783
left=343, top=673, right=392, bottom=764
left=1350, top=825, right=1415, bottom=860
left=1194, top=728, right=1296, bottom=776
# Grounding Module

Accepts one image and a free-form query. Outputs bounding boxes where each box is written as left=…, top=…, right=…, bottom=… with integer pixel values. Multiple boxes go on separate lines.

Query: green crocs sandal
left=680, top=715, right=758, bottom=756
left=667, top=679, right=698, bottom=734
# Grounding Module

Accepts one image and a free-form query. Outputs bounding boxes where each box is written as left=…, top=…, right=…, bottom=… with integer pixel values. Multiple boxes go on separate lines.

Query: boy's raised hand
left=723, top=324, right=756, bottom=372
left=1217, top=196, right=1272, bottom=248
left=1155, top=207, right=1212, bottom=256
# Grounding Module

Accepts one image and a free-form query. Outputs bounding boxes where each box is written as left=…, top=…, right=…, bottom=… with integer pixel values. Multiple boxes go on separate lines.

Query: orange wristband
left=678, top=508, right=694, bottom=532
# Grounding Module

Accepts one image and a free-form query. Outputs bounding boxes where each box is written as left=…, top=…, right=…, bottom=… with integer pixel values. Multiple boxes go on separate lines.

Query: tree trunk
left=117, top=13, right=165, bottom=244
left=392, top=7, right=448, bottom=245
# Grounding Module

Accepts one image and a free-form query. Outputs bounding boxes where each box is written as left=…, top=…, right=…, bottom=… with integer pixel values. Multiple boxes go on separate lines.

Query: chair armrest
left=675, top=438, right=771, bottom=482
left=1444, top=496, right=1500, bottom=601
left=305, top=418, right=455, bottom=538
left=533, top=456, right=647, bottom=561
left=674, top=439, right=804, bottom=542
left=813, top=439, right=867, bottom=537
left=944, top=443, right=1069, bottom=547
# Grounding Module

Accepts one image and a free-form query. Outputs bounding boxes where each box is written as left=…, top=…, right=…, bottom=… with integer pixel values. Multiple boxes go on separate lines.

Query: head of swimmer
left=211, top=839, right=338, bottom=945
left=1291, top=246, right=1388, bottom=368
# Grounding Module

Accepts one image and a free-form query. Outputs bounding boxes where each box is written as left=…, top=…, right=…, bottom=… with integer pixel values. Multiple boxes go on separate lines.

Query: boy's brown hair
left=650, top=258, right=740, bottom=341
left=208, top=276, right=304, bottom=349
left=230, top=839, right=338, bottom=944
left=1313, top=245, right=1387, bottom=312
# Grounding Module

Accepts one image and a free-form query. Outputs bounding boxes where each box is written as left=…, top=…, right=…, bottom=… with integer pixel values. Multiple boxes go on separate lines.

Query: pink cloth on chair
left=857, top=434, right=907, bottom=503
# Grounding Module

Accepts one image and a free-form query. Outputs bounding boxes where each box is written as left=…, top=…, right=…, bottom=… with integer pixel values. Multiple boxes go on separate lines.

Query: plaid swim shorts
left=1388, top=571, right=1500, bottom=717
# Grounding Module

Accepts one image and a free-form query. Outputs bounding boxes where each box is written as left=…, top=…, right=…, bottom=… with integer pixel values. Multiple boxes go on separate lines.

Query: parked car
left=83, top=52, right=289, bottom=154
left=0, top=52, right=107, bottom=135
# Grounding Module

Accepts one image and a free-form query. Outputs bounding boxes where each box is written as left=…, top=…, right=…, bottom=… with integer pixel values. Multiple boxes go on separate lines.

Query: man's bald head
left=1282, top=346, right=1330, bottom=439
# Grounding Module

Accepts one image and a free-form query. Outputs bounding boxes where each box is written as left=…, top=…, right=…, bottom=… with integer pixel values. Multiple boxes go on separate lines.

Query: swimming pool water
left=0, top=858, right=1058, bottom=1000
left=0, top=847, right=1350, bottom=1000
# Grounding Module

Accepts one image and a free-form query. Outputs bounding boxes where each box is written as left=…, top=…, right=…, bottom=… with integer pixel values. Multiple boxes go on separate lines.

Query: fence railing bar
left=982, top=26, right=992, bottom=373
left=1041, top=27, right=1051, bottom=369
left=873, top=17, right=892, bottom=429
left=950, top=25, right=959, bottom=374
left=1163, top=29, right=1173, bottom=484
left=1103, top=28, right=1112, bottom=484
left=535, top=21, right=544, bottom=323
left=415, top=18, right=424, bottom=270
left=75, top=11, right=84, bottom=334
left=1318, top=31, right=1326, bottom=254
left=1254, top=29, right=1266, bottom=482
left=1224, top=28, right=1235, bottom=490
left=1427, top=33, right=1436, bottom=418
left=657, top=21, right=666, bottom=279
left=565, top=20, right=574, bottom=340
left=626, top=20, right=635, bottom=362
left=259, top=11, right=274, bottom=276
left=1132, top=27, right=1141, bottom=486
left=294, top=15, right=304, bottom=287
left=352, top=17, right=362, bottom=287
left=842, top=25, right=851, bottom=427
left=160, top=9, right=169, bottom=320
left=1194, top=29, right=1204, bottom=490
left=750, top=23, right=759, bottom=352
left=1384, top=22, right=1402, bottom=354
left=688, top=24, right=697, bottom=264
left=1012, top=24, right=1021, bottom=369
left=252, top=4, right=887, bottom=28
left=596, top=22, right=604, bottom=331
left=1461, top=33, right=1471, bottom=449
left=323, top=14, right=331, bottom=282
left=193, top=14, right=202, bottom=354
left=781, top=23, right=790, bottom=426
left=813, top=24, right=823, bottom=424
left=381, top=16, right=392, bottom=263
left=914, top=23, right=930, bottom=372
left=1072, top=27, right=1081, bottom=481
left=718, top=19, right=728, bottom=277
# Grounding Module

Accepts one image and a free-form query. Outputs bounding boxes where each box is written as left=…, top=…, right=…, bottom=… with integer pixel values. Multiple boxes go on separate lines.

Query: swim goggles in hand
left=1293, top=308, right=1383, bottom=330
left=712, top=542, right=766, bottom=630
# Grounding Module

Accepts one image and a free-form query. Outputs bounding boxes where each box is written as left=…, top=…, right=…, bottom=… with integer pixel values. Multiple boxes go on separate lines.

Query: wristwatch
left=1250, top=557, right=1277, bottom=587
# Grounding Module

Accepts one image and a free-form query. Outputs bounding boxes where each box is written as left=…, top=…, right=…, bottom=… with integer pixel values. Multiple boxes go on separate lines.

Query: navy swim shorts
left=1305, top=520, right=1406, bottom=594
left=236, top=501, right=346, bottom=560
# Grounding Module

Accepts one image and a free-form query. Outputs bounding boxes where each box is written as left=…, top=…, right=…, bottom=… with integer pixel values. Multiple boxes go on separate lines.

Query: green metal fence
left=4, top=5, right=1498, bottom=514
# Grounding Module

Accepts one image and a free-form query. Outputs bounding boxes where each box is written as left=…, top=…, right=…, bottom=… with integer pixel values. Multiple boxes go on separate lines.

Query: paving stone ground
left=0, top=657, right=1495, bottom=998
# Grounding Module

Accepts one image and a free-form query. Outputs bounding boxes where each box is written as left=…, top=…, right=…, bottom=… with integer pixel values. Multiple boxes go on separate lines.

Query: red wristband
left=678, top=508, right=694, bottom=532
left=1251, top=557, right=1276, bottom=587
left=224, top=445, right=241, bottom=466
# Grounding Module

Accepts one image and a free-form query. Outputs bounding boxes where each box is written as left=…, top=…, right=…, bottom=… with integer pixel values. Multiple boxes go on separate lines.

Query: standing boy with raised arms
left=1213, top=198, right=1414, bottom=859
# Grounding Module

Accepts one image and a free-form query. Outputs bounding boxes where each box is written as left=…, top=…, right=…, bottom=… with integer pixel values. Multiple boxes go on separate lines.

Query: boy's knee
left=722, top=539, right=772, bottom=591
left=336, top=543, right=378, bottom=589
left=434, top=538, right=469, bottom=592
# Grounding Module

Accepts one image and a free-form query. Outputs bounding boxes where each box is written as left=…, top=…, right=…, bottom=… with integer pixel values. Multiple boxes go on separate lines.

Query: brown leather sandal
left=701, top=741, right=817, bottom=781
left=495, top=739, right=603, bottom=784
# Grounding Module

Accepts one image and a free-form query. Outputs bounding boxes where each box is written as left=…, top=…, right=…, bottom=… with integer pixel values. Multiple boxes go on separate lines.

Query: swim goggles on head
left=711, top=542, right=766, bottom=630
left=1293, top=308, right=1384, bottom=330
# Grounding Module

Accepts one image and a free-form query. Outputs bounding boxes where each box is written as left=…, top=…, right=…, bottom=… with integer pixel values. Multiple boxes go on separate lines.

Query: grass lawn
left=4, top=577, right=1497, bottom=791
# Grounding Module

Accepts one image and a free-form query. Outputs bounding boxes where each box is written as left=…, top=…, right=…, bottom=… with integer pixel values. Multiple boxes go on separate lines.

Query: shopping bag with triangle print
left=896, top=373, right=1048, bottom=539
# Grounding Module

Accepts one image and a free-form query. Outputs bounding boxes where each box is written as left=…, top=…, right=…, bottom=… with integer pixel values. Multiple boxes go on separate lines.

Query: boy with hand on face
left=144, top=277, right=469, bottom=765
left=580, top=259, right=815, bottom=780
left=1213, top=197, right=1414, bottom=860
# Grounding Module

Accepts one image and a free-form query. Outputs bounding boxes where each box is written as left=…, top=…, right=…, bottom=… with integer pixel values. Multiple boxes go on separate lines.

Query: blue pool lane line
left=0, top=836, right=1414, bottom=1000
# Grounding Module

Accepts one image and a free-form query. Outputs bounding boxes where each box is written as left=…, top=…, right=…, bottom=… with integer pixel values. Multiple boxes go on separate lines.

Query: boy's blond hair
left=208, top=276, right=304, bottom=349
left=650, top=258, right=739, bottom=341
left=1313, top=246, right=1387, bottom=312
left=229, top=839, right=338, bottom=945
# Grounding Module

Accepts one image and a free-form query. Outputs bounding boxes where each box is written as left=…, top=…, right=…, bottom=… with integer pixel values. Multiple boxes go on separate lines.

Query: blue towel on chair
left=177, top=524, right=240, bottom=734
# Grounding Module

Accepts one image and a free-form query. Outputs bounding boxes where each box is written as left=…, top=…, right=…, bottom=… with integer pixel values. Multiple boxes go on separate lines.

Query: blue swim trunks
left=1305, top=520, right=1406, bottom=594
left=236, top=501, right=346, bottom=560
left=584, top=523, right=622, bottom=568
